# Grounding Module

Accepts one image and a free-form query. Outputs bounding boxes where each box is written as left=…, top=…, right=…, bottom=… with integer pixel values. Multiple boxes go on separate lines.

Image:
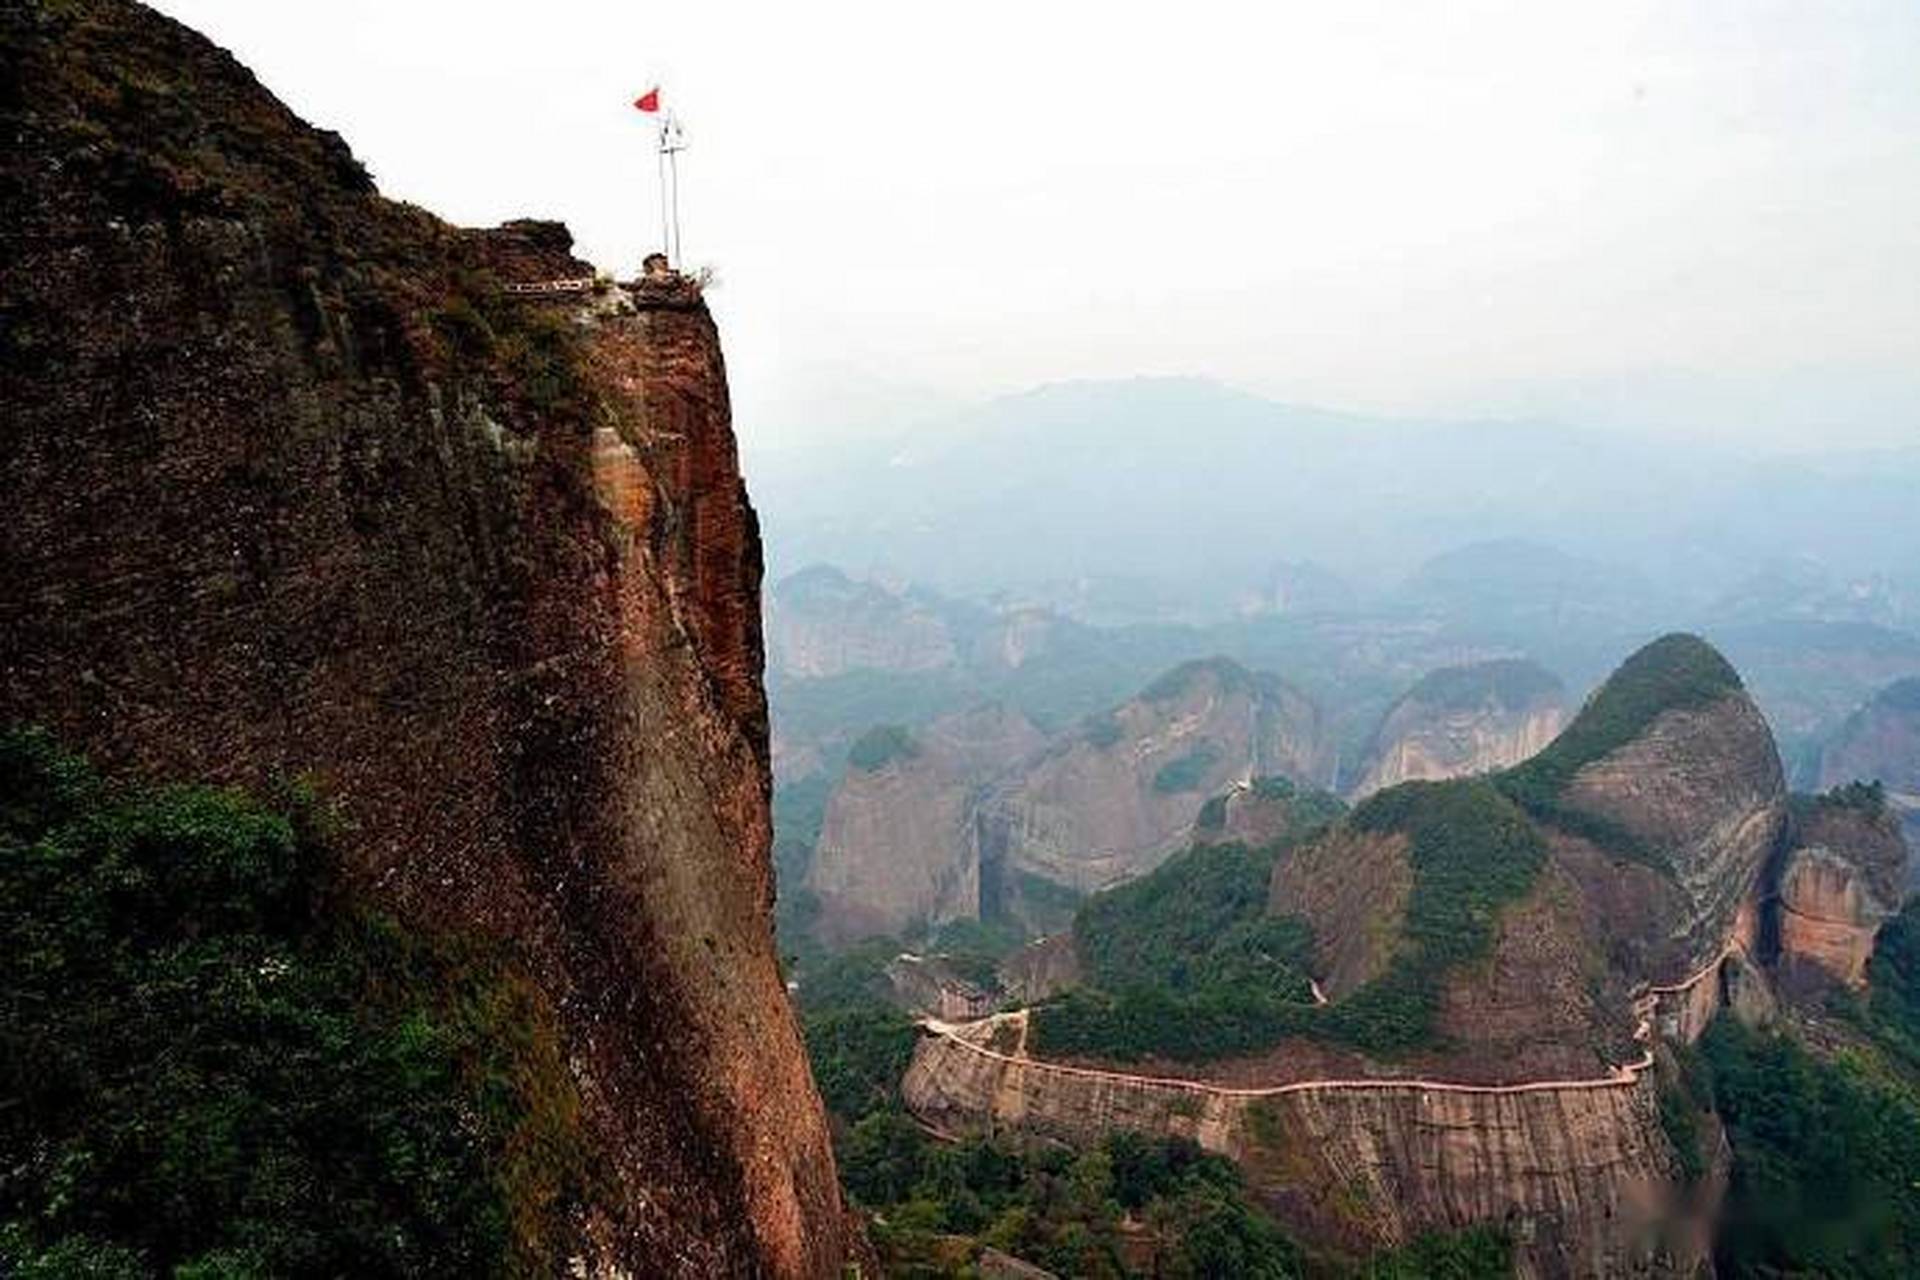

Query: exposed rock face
left=1553, top=640, right=1788, bottom=980
left=0, top=4, right=855, bottom=1273
left=1271, top=828, right=1413, bottom=999
left=976, top=659, right=1330, bottom=895
left=1350, top=659, right=1565, bottom=798
left=1777, top=797, right=1908, bottom=989
left=807, top=705, right=1043, bottom=943
left=1819, top=677, right=1920, bottom=878
left=766, top=565, right=958, bottom=677
left=998, top=933, right=1083, bottom=1004
left=904, top=1018, right=1695, bottom=1278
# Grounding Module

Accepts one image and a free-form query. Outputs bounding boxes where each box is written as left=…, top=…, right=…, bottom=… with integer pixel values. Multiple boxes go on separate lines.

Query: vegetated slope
left=0, top=3, right=855, bottom=1274
left=1350, top=658, right=1567, bottom=798
left=0, top=731, right=584, bottom=1276
left=975, top=658, right=1332, bottom=903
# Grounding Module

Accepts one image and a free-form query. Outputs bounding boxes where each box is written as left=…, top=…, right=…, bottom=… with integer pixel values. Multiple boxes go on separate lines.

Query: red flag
left=633, top=87, right=660, bottom=113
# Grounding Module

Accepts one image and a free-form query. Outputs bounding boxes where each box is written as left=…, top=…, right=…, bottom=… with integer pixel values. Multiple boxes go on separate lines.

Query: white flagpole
left=662, top=111, right=686, bottom=267
left=655, top=118, right=670, bottom=261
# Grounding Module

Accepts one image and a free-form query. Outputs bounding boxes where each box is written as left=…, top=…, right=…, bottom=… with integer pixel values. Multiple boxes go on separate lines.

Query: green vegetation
left=1499, top=632, right=1739, bottom=811
left=1196, top=793, right=1231, bottom=830
left=1152, top=743, right=1223, bottom=793
left=787, top=935, right=1308, bottom=1275
left=1699, top=1016, right=1920, bottom=1276
left=1494, top=633, right=1739, bottom=869
left=1853, top=898, right=1920, bottom=1072
left=1076, top=841, right=1313, bottom=997
left=842, top=1119, right=1305, bottom=1278
left=1329, top=780, right=1546, bottom=1051
left=1656, top=1063, right=1707, bottom=1186
left=772, top=773, right=832, bottom=893
left=1034, top=779, right=1542, bottom=1061
left=1817, top=778, right=1890, bottom=820
left=0, top=728, right=583, bottom=1278
left=1360, top=1228, right=1512, bottom=1279
left=847, top=723, right=921, bottom=772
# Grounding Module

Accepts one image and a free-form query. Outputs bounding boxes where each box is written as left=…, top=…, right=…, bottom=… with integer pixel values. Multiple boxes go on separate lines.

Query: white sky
left=153, top=1, right=1920, bottom=452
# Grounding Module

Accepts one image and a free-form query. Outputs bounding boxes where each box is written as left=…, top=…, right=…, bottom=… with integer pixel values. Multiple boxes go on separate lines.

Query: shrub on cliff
left=0, top=728, right=582, bottom=1278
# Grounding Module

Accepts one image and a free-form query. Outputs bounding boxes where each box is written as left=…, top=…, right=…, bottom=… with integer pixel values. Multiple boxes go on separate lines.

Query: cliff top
left=1502, top=632, right=1745, bottom=804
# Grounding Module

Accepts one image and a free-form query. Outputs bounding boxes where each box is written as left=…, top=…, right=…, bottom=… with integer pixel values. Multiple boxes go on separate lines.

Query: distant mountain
left=1350, top=658, right=1567, bottom=798
left=751, top=375, right=1920, bottom=621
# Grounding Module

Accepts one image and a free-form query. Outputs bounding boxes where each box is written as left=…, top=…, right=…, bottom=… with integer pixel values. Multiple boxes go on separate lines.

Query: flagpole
left=667, top=119, right=682, bottom=266
left=656, top=119, right=670, bottom=262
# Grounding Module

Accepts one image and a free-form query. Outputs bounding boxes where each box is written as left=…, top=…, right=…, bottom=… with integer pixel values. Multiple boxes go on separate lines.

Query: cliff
left=806, top=705, right=1043, bottom=943
left=1777, top=792, right=1908, bottom=989
left=0, top=3, right=855, bottom=1274
left=975, top=658, right=1330, bottom=897
left=1350, top=659, right=1566, bottom=798
left=1508, top=634, right=1788, bottom=980
left=903, top=1016, right=1698, bottom=1277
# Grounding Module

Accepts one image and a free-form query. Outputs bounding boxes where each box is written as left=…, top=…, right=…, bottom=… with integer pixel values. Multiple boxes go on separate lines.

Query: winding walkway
left=916, top=943, right=1740, bottom=1103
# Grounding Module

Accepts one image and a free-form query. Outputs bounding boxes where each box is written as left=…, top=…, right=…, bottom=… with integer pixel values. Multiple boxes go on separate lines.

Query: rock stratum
left=1, top=3, right=857, bottom=1274
left=1776, top=791, right=1907, bottom=990
left=1349, top=658, right=1566, bottom=798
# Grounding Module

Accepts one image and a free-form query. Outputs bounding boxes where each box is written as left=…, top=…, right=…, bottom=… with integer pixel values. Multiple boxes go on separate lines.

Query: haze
left=152, top=0, right=1919, bottom=456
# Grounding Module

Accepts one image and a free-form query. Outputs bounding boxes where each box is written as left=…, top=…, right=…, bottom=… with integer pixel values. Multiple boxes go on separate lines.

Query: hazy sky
left=154, top=1, right=1920, bottom=453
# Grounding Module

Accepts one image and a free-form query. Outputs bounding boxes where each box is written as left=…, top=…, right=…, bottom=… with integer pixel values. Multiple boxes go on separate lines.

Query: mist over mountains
left=751, top=376, right=1920, bottom=624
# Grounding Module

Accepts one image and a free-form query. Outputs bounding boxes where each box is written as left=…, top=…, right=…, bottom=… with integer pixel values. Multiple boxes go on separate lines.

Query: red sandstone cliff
left=1, top=3, right=857, bottom=1274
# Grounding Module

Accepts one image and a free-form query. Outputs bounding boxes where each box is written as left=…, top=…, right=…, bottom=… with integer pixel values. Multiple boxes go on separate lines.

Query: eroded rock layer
left=1777, top=796, right=1908, bottom=989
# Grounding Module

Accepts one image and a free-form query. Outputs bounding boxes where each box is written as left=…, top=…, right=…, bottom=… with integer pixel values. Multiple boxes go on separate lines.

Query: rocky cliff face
left=0, top=3, right=856, bottom=1273
left=1777, top=795, right=1908, bottom=989
left=904, top=1017, right=1697, bottom=1278
left=1544, top=638, right=1788, bottom=981
left=1350, top=659, right=1566, bottom=798
left=766, top=565, right=959, bottom=677
left=806, top=704, right=1043, bottom=943
left=976, top=658, right=1330, bottom=895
